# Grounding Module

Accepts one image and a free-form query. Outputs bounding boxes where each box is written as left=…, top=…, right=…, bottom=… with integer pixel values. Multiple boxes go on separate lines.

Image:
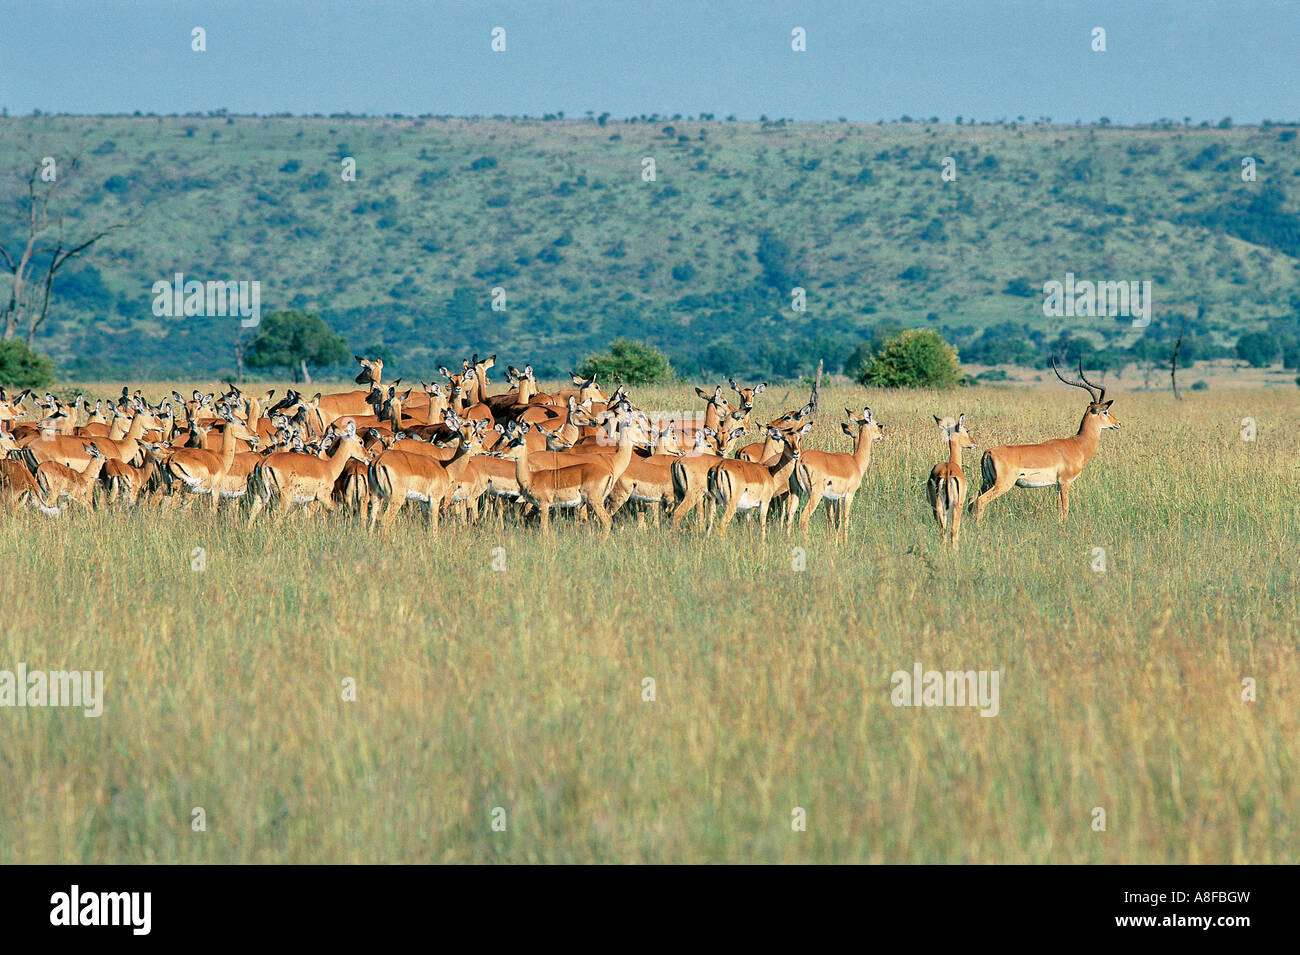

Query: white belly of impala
left=405, top=490, right=430, bottom=502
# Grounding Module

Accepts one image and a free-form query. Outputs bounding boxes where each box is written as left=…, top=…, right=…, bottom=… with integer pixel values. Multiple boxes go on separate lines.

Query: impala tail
left=367, top=461, right=394, bottom=500
left=670, top=458, right=689, bottom=503
left=946, top=475, right=960, bottom=525
left=973, top=451, right=997, bottom=506
left=248, top=462, right=275, bottom=502
left=792, top=461, right=812, bottom=499
left=706, top=466, right=732, bottom=506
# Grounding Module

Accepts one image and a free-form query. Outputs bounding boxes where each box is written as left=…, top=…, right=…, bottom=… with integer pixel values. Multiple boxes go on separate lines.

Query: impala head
left=845, top=406, right=885, bottom=443
left=470, top=353, right=496, bottom=387
left=219, top=414, right=258, bottom=444
left=566, top=371, right=606, bottom=404
left=1052, top=358, right=1120, bottom=430
left=782, top=421, right=815, bottom=461
left=329, top=421, right=368, bottom=461
left=655, top=419, right=683, bottom=455
left=695, top=384, right=732, bottom=415
left=933, top=414, right=976, bottom=450
left=354, top=355, right=383, bottom=386
left=83, top=442, right=105, bottom=460
left=690, top=425, right=718, bottom=455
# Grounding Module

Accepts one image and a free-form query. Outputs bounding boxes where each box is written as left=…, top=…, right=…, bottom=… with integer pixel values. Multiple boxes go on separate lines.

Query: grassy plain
left=0, top=382, right=1296, bottom=863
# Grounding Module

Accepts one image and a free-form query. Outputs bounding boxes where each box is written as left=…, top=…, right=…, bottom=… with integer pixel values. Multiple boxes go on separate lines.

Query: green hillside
left=2, top=115, right=1299, bottom=381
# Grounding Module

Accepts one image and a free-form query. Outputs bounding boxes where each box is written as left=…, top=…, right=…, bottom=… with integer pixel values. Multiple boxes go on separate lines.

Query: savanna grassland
left=1, top=381, right=1295, bottom=863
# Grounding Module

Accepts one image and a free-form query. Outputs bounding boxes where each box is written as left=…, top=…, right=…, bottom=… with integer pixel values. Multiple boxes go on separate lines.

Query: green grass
left=3, top=116, right=1299, bottom=380
left=1, top=383, right=1295, bottom=862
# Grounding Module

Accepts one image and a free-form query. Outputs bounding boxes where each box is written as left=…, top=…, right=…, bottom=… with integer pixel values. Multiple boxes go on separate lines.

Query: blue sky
left=1, top=0, right=1297, bottom=123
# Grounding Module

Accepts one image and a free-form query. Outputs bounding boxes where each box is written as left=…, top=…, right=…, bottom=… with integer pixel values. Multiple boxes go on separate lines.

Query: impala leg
left=784, top=494, right=799, bottom=535
left=715, top=500, right=738, bottom=535
left=273, top=490, right=295, bottom=525
left=588, top=497, right=613, bottom=534
left=245, top=490, right=266, bottom=526
left=950, top=492, right=964, bottom=551
left=971, top=471, right=1017, bottom=524
left=381, top=495, right=401, bottom=531
left=1057, top=480, right=1071, bottom=520
left=758, top=500, right=770, bottom=540
left=799, top=492, right=818, bottom=536
left=671, top=486, right=702, bottom=530
left=840, top=492, right=855, bottom=539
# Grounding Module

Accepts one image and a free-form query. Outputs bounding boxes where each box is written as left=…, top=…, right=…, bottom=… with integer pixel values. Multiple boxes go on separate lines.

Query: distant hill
left=2, top=115, right=1298, bottom=381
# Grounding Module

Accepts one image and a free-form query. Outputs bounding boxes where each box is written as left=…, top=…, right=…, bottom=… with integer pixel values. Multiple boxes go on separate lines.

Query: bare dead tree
left=1, top=157, right=125, bottom=345
left=1170, top=322, right=1186, bottom=401
left=809, top=358, right=823, bottom=414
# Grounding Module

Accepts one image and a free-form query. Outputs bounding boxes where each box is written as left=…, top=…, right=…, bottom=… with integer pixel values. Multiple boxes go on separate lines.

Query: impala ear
left=934, top=415, right=943, bottom=426
left=799, top=405, right=812, bottom=418
left=799, top=422, right=813, bottom=436
left=755, top=383, right=767, bottom=395
left=438, top=366, right=451, bottom=379
left=958, top=413, right=967, bottom=429
left=1102, top=400, right=1114, bottom=410
left=842, top=422, right=854, bottom=436
left=695, top=387, right=708, bottom=400
left=524, top=364, right=533, bottom=377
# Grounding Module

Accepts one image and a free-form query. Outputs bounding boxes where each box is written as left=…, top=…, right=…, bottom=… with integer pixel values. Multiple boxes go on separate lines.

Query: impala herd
left=0, top=354, right=1119, bottom=544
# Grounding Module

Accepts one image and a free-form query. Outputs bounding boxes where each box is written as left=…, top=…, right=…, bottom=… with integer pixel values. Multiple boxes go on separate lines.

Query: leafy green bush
left=854, top=329, right=962, bottom=389
left=578, top=340, right=674, bottom=384
left=0, top=339, right=56, bottom=389
left=245, top=310, right=350, bottom=383
left=1236, top=331, right=1280, bottom=368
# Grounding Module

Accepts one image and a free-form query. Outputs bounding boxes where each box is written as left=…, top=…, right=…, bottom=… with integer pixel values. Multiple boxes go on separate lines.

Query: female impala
left=790, top=407, right=885, bottom=537
left=162, top=415, right=260, bottom=512
left=706, top=424, right=806, bottom=539
left=498, top=417, right=634, bottom=532
left=927, top=415, right=976, bottom=550
left=246, top=422, right=370, bottom=523
left=366, top=431, right=474, bottom=530
left=0, top=429, right=40, bottom=511
left=34, top=443, right=108, bottom=513
left=971, top=360, right=1120, bottom=522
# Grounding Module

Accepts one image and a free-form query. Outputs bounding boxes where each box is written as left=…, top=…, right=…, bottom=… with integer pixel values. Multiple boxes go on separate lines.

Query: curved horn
left=1050, top=356, right=1098, bottom=402
left=1077, top=362, right=1106, bottom=404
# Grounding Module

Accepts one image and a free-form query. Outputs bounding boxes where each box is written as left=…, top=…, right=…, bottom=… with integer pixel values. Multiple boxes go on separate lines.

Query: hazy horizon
left=2, top=0, right=1297, bottom=125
